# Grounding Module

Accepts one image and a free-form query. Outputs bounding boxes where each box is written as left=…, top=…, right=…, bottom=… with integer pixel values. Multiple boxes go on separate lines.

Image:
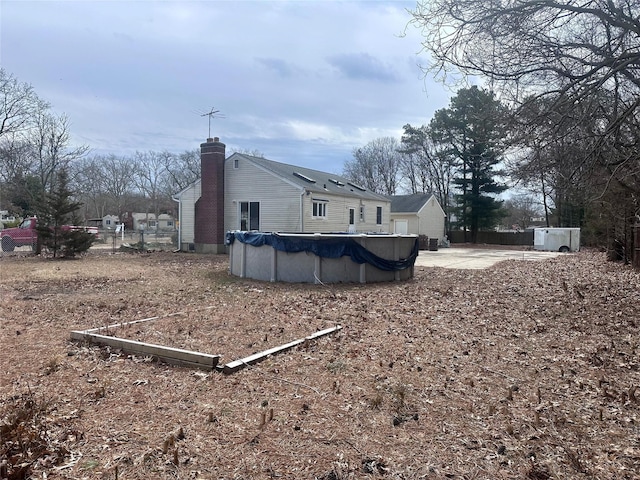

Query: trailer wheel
left=1, top=236, right=15, bottom=252
left=559, top=245, right=570, bottom=253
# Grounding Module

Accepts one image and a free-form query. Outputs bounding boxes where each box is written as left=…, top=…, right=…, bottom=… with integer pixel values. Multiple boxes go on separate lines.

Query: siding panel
left=224, top=156, right=302, bottom=232
left=304, top=195, right=390, bottom=233
left=418, top=198, right=446, bottom=241
left=179, top=180, right=200, bottom=249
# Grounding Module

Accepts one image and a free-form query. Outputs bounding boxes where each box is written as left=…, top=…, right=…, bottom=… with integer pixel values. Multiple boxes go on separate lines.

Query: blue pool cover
left=226, top=232, right=418, bottom=272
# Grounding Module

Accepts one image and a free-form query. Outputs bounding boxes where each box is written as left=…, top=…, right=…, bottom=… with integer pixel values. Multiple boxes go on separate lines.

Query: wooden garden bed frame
left=70, top=312, right=341, bottom=373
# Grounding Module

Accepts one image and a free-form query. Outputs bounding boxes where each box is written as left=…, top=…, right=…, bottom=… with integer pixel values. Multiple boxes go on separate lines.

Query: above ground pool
left=226, top=231, right=419, bottom=283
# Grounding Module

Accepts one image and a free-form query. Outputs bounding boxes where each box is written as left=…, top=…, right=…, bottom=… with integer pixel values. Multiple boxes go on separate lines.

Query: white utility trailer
left=534, top=227, right=580, bottom=252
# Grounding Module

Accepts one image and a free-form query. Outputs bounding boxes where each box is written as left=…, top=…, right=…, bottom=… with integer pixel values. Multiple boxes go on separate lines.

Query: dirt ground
left=0, top=249, right=639, bottom=479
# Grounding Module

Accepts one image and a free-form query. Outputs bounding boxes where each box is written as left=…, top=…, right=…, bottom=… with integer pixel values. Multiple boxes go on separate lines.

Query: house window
left=359, top=205, right=365, bottom=222
left=240, top=201, right=260, bottom=230
left=234, top=158, right=239, bottom=169
left=148, top=220, right=157, bottom=228
left=167, top=221, right=174, bottom=227
left=312, top=200, right=327, bottom=218
left=376, top=206, right=382, bottom=225
left=106, top=219, right=111, bottom=226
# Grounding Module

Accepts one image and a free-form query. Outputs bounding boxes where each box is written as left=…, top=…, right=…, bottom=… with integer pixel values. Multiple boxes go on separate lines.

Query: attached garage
left=394, top=219, right=408, bottom=235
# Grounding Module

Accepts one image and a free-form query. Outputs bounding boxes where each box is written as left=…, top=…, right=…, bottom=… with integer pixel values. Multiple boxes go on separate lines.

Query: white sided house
left=124, top=212, right=176, bottom=232
left=100, top=215, right=120, bottom=230
left=389, top=194, right=446, bottom=243
left=173, top=138, right=391, bottom=253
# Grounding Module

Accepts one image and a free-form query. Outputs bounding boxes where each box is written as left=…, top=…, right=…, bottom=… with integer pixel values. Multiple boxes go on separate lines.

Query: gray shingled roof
left=232, top=154, right=389, bottom=202
left=389, top=193, right=435, bottom=213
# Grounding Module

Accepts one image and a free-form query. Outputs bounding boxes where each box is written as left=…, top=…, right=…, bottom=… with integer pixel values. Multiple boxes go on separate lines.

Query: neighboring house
left=173, top=138, right=391, bottom=252
left=389, top=194, right=446, bottom=243
left=101, top=215, right=120, bottom=230
left=121, top=212, right=176, bottom=232
left=1, top=211, right=16, bottom=224
left=157, top=213, right=175, bottom=231
left=0, top=210, right=16, bottom=229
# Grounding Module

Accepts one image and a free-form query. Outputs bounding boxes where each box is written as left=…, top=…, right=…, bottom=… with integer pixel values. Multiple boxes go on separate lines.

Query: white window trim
left=239, top=201, right=260, bottom=230
left=312, top=199, right=328, bottom=219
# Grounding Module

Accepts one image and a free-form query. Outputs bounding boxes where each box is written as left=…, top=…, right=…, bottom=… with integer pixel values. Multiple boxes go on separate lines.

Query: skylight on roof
left=347, top=181, right=366, bottom=191
left=328, top=178, right=345, bottom=186
left=293, top=171, right=316, bottom=183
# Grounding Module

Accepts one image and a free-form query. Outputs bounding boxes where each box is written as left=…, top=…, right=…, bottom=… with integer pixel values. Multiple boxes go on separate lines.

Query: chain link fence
left=97, top=229, right=177, bottom=253
left=0, top=229, right=178, bottom=257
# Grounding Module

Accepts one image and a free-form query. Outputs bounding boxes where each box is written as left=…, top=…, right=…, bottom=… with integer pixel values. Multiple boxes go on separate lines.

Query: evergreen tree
left=36, top=168, right=94, bottom=257
left=430, top=86, right=508, bottom=242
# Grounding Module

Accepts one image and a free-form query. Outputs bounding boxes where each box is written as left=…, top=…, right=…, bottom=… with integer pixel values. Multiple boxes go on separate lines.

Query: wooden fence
left=448, top=230, right=534, bottom=246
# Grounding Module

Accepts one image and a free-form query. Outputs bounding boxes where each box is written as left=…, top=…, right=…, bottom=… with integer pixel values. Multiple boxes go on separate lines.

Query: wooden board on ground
left=219, top=325, right=342, bottom=374
left=70, top=330, right=220, bottom=370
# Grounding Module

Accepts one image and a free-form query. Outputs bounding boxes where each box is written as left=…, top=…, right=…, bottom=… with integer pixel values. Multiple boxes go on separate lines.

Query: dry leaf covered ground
left=0, top=249, right=639, bottom=479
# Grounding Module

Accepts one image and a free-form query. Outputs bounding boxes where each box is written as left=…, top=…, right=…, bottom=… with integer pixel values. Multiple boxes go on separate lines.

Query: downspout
left=171, top=194, right=181, bottom=251
left=300, top=189, right=305, bottom=232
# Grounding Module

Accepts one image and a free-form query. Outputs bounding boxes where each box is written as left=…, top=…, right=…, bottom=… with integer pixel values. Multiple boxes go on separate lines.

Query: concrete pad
left=414, top=247, right=565, bottom=270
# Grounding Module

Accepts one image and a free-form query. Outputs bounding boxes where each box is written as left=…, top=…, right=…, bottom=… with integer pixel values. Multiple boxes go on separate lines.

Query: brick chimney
left=194, top=137, right=226, bottom=253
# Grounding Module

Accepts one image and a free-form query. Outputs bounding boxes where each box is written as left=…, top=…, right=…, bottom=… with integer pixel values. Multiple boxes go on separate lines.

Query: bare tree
left=410, top=0, right=640, bottom=254
left=409, top=0, right=640, bottom=192
left=0, top=139, right=31, bottom=184
left=132, top=151, right=176, bottom=233
left=72, top=153, right=139, bottom=221
left=30, top=111, right=89, bottom=194
left=410, top=1, right=640, bottom=98
left=508, top=93, right=610, bottom=227
left=401, top=123, right=456, bottom=224
left=101, top=154, right=137, bottom=217
left=1, top=111, right=88, bottom=214
left=163, top=149, right=201, bottom=192
left=0, top=69, right=46, bottom=140
left=74, top=149, right=199, bottom=225
left=343, top=137, right=402, bottom=195
left=229, top=148, right=265, bottom=158
left=71, top=156, right=106, bottom=219
left=0, top=70, right=89, bottom=219
left=0, top=70, right=49, bottom=212
left=398, top=149, right=431, bottom=194
left=502, top=194, right=543, bottom=230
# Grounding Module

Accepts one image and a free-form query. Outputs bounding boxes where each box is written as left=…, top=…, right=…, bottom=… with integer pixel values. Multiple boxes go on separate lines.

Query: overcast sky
left=1, top=0, right=452, bottom=175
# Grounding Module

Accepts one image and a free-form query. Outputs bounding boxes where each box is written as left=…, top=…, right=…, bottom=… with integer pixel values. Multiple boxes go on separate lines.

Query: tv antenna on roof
left=198, top=107, right=225, bottom=138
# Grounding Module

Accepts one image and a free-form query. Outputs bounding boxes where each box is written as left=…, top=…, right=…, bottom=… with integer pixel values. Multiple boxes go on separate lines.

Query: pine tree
left=36, top=169, right=95, bottom=257
left=430, top=87, right=508, bottom=242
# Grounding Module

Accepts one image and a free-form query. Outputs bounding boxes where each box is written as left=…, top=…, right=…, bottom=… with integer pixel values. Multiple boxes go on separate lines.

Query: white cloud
left=1, top=0, right=451, bottom=170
